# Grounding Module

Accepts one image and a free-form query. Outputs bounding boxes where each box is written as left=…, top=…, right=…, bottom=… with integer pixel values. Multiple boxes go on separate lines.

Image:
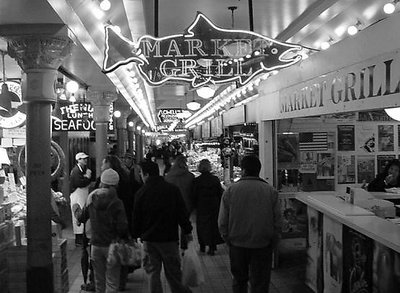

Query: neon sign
left=52, top=102, right=95, bottom=131
left=103, top=12, right=302, bottom=88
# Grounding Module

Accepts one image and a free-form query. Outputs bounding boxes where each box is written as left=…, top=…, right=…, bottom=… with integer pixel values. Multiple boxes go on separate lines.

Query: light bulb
left=100, top=0, right=111, bottom=11
left=320, top=41, right=331, bottom=50
left=66, top=80, right=79, bottom=93
left=347, top=25, right=358, bottom=36
left=136, top=126, right=141, bottom=131
left=383, top=2, right=396, bottom=14
left=114, top=110, right=121, bottom=118
left=128, top=121, right=134, bottom=127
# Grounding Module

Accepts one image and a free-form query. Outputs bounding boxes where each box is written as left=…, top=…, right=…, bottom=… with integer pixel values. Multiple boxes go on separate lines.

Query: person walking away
left=192, top=159, right=224, bottom=255
left=218, top=155, right=282, bottom=293
left=70, top=152, right=92, bottom=247
left=132, top=160, right=193, bottom=293
left=77, top=168, right=129, bottom=293
left=98, top=155, right=136, bottom=290
left=165, top=154, right=194, bottom=250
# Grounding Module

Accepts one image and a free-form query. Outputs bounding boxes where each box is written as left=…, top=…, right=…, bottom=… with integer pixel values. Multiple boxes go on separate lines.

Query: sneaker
left=81, top=283, right=95, bottom=292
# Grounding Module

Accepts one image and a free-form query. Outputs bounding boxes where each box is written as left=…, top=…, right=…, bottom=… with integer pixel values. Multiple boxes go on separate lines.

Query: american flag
left=299, top=132, right=328, bottom=151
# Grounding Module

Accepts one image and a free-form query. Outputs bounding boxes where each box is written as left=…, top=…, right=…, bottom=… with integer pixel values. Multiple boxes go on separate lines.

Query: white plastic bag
left=182, top=242, right=205, bottom=287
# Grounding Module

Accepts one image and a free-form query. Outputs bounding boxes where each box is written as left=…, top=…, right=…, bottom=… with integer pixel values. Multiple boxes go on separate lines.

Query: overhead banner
left=103, top=12, right=302, bottom=88
left=157, top=108, right=183, bottom=123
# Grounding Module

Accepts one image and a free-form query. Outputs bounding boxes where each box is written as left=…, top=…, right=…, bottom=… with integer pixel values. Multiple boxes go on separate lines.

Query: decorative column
left=135, top=124, right=144, bottom=162
left=115, top=110, right=131, bottom=157
left=87, top=91, right=117, bottom=177
left=0, top=24, right=74, bottom=293
left=127, top=124, right=134, bottom=152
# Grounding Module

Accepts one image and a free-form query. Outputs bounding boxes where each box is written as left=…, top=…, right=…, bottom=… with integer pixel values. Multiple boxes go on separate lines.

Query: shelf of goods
left=187, top=149, right=223, bottom=180
left=0, top=182, right=68, bottom=293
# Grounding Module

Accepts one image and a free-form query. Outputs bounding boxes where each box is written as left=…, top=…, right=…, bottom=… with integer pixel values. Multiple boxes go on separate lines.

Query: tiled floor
left=64, top=227, right=313, bottom=293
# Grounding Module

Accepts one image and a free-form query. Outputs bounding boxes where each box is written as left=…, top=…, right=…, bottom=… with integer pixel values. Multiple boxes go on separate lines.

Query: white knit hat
left=100, top=169, right=120, bottom=186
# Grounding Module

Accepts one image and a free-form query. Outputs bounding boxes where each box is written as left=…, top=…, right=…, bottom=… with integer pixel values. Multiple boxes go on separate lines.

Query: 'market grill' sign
left=103, top=12, right=302, bottom=88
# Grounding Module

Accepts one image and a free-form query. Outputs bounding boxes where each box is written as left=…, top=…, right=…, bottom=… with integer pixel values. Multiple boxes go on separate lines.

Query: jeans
left=143, top=241, right=192, bottom=293
left=91, top=245, right=121, bottom=293
left=229, top=244, right=273, bottom=293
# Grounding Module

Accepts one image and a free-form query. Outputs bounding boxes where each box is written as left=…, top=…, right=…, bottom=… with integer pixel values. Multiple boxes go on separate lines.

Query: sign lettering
left=103, top=13, right=302, bottom=88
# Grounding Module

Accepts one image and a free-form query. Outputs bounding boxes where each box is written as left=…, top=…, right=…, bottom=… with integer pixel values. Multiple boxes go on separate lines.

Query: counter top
left=296, top=192, right=400, bottom=253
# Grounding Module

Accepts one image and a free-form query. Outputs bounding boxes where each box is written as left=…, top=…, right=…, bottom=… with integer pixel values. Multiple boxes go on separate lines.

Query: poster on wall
left=338, top=125, right=355, bottom=151
left=378, top=125, right=394, bottom=151
left=342, top=226, right=373, bottom=293
left=357, top=156, right=375, bottom=184
left=299, top=151, right=317, bottom=173
left=398, top=125, right=400, bottom=151
left=317, top=153, right=335, bottom=179
left=279, top=196, right=307, bottom=239
left=337, top=154, right=356, bottom=184
left=277, top=133, right=299, bottom=164
left=377, top=155, right=396, bottom=174
left=323, top=215, right=343, bottom=293
left=357, top=125, right=376, bottom=153
left=372, top=241, right=400, bottom=293
left=305, top=207, right=323, bottom=293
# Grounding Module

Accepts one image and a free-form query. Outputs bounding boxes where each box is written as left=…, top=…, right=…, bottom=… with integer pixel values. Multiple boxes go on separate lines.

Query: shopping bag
left=108, top=240, right=143, bottom=267
left=182, top=242, right=205, bottom=287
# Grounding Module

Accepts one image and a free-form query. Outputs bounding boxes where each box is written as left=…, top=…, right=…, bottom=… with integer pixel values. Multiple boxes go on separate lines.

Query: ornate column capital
left=87, top=91, right=118, bottom=107
left=87, top=91, right=118, bottom=123
left=0, top=24, right=74, bottom=103
left=0, top=24, right=74, bottom=71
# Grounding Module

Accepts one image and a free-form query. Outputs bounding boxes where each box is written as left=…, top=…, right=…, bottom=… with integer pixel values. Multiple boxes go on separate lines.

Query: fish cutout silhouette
left=103, top=12, right=302, bottom=88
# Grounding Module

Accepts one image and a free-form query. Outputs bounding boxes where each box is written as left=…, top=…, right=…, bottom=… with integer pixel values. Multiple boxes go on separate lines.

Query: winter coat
left=165, top=166, right=194, bottom=212
left=77, top=187, right=128, bottom=247
left=131, top=176, right=192, bottom=242
left=192, top=172, right=224, bottom=246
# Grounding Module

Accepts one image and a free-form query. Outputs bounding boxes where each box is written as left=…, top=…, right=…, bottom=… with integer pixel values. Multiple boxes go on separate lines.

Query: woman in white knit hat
left=76, top=168, right=129, bottom=293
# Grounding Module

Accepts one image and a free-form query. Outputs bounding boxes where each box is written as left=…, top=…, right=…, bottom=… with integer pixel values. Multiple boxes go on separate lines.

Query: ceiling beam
left=276, top=0, right=340, bottom=41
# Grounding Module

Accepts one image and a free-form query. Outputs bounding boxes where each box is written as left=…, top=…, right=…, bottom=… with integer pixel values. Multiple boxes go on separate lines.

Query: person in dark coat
left=192, top=159, right=224, bottom=255
left=132, top=160, right=193, bottom=293
left=368, top=159, right=400, bottom=191
left=97, top=155, right=134, bottom=290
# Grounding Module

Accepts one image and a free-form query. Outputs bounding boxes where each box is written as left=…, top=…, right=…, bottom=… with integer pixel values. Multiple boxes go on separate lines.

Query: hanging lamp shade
left=385, top=107, right=400, bottom=121
left=0, top=51, right=20, bottom=116
left=187, top=101, right=200, bottom=111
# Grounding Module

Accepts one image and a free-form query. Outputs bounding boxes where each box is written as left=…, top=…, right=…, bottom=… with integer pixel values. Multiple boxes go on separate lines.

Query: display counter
left=296, top=192, right=400, bottom=293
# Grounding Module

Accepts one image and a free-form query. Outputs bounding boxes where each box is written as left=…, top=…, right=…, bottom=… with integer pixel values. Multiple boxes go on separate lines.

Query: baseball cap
left=75, top=152, right=89, bottom=161
left=100, top=169, right=120, bottom=186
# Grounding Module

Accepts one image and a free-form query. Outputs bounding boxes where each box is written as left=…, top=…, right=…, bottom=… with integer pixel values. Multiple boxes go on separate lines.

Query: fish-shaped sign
left=103, top=12, right=303, bottom=88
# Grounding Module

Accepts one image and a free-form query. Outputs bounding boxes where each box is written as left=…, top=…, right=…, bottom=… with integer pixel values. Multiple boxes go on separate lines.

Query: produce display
left=187, top=148, right=223, bottom=180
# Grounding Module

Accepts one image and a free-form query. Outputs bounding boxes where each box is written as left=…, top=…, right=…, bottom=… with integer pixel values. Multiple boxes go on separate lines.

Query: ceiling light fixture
left=187, top=101, right=201, bottom=111
left=196, top=85, right=216, bottom=99
left=100, top=0, right=111, bottom=11
left=114, top=110, right=121, bottom=118
left=66, top=80, right=79, bottom=94
left=347, top=21, right=362, bottom=36
left=383, top=1, right=398, bottom=14
left=384, top=107, right=400, bottom=121
left=320, top=38, right=334, bottom=50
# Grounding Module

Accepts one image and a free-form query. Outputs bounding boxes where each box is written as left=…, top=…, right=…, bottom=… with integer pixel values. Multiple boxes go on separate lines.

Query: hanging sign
left=103, top=12, right=302, bottom=88
left=52, top=102, right=95, bottom=131
left=0, top=81, right=26, bottom=129
left=157, top=108, right=183, bottom=123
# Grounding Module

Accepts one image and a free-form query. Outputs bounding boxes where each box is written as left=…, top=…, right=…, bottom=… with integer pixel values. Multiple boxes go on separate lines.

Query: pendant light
left=0, top=51, right=20, bottom=116
left=186, top=91, right=200, bottom=111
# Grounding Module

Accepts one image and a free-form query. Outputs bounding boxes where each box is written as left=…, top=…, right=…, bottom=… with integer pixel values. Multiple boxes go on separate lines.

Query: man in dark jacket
left=77, top=168, right=129, bottom=293
left=132, top=160, right=193, bottom=293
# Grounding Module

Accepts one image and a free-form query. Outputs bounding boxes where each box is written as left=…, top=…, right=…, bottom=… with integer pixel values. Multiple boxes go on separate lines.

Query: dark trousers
left=229, top=244, right=273, bottom=293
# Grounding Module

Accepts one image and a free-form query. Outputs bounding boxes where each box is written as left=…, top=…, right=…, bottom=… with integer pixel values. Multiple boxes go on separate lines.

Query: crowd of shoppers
left=69, top=148, right=282, bottom=293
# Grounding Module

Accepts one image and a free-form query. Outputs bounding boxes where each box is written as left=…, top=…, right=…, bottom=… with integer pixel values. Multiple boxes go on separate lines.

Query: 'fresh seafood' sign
left=103, top=12, right=302, bottom=88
